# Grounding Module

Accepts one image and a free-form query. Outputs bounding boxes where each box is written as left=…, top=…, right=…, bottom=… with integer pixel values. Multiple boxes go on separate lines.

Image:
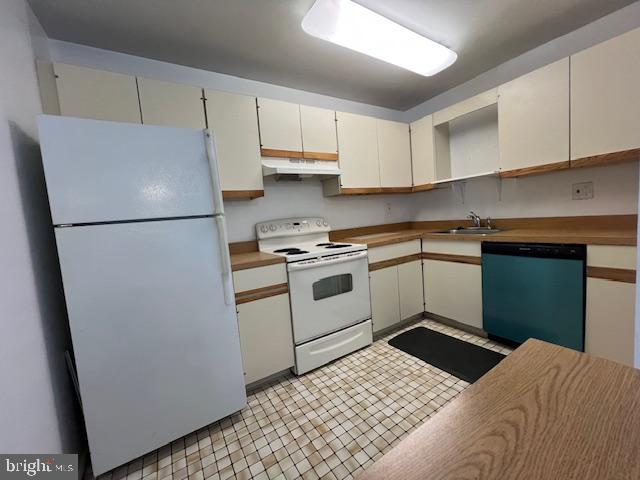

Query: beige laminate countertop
left=340, top=227, right=637, bottom=247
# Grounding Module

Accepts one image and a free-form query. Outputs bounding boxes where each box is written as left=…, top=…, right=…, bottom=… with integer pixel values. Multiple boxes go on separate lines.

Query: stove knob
left=260, top=225, right=268, bottom=233
left=322, top=220, right=328, bottom=227
left=316, top=220, right=322, bottom=227
left=269, top=224, right=277, bottom=232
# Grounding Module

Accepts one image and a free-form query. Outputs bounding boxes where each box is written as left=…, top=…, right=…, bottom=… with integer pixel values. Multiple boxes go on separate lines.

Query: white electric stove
left=257, top=217, right=373, bottom=374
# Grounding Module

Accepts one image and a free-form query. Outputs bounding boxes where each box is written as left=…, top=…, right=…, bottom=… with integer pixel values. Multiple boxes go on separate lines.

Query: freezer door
left=38, top=115, right=217, bottom=225
left=55, top=218, right=246, bottom=475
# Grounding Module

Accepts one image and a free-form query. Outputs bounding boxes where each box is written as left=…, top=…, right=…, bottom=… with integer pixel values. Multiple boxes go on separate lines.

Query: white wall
left=413, top=162, right=638, bottom=221
left=225, top=177, right=415, bottom=241
left=404, top=1, right=640, bottom=122
left=0, top=0, right=81, bottom=454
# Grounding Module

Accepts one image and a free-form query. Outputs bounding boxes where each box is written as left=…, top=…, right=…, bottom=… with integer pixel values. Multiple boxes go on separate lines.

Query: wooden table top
left=358, top=339, right=640, bottom=480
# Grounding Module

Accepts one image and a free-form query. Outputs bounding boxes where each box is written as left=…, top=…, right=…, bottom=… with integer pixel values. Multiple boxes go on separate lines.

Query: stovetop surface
left=262, top=241, right=366, bottom=262
left=256, top=217, right=367, bottom=262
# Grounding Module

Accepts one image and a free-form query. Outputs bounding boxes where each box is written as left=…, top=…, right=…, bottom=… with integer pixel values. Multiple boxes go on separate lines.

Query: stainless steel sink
left=435, top=227, right=502, bottom=235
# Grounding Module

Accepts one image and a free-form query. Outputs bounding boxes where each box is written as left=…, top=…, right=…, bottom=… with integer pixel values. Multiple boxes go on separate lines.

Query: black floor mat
left=388, top=327, right=506, bottom=383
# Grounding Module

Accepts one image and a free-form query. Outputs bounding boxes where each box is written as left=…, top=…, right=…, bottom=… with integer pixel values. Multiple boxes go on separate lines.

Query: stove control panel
left=256, top=217, right=330, bottom=239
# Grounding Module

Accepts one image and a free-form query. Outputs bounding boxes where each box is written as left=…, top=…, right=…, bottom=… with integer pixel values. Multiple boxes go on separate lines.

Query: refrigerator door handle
left=204, top=129, right=225, bottom=216
left=215, top=215, right=235, bottom=306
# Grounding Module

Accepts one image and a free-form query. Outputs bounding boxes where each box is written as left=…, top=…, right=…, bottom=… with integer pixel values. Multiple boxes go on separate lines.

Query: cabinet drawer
left=233, top=263, right=287, bottom=293
left=368, top=240, right=421, bottom=263
left=587, top=245, right=637, bottom=269
left=422, top=239, right=481, bottom=257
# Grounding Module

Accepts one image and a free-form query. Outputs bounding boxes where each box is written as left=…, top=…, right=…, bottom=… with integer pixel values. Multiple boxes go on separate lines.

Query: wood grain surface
left=412, top=183, right=436, bottom=192
left=586, top=266, right=637, bottom=283
left=499, top=160, right=571, bottom=178
left=235, top=283, right=288, bottom=304
left=260, top=147, right=304, bottom=158
left=421, top=252, right=482, bottom=265
left=302, top=151, right=339, bottom=161
left=230, top=251, right=285, bottom=271
left=222, top=190, right=265, bottom=200
left=369, top=254, right=422, bottom=271
left=358, top=339, right=640, bottom=480
left=571, top=148, right=640, bottom=169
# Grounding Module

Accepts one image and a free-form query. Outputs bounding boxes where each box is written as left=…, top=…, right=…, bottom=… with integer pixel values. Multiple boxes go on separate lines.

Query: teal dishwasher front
left=481, top=243, right=585, bottom=351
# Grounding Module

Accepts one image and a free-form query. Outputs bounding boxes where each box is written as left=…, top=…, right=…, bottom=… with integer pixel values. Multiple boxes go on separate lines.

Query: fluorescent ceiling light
left=301, top=0, right=457, bottom=76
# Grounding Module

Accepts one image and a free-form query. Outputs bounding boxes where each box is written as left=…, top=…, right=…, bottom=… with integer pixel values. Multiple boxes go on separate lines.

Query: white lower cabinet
left=423, top=259, right=483, bottom=329
left=236, top=294, right=294, bottom=384
left=585, top=279, right=636, bottom=367
left=370, top=261, right=424, bottom=334
left=370, top=267, right=400, bottom=333
left=398, top=260, right=424, bottom=319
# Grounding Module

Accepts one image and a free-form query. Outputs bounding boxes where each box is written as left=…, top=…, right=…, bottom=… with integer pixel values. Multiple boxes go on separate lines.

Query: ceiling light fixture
left=301, top=0, right=457, bottom=76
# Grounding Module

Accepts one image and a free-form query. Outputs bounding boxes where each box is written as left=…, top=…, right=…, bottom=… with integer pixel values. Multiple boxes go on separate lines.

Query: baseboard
left=245, top=368, right=293, bottom=393
left=424, top=312, right=487, bottom=338
left=373, top=313, right=425, bottom=340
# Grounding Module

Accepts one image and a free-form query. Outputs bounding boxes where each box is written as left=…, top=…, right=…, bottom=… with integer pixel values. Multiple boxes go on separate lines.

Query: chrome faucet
left=468, top=211, right=481, bottom=228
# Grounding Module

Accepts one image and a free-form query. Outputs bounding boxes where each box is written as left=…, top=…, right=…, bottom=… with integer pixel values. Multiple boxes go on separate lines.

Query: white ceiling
left=28, top=0, right=637, bottom=110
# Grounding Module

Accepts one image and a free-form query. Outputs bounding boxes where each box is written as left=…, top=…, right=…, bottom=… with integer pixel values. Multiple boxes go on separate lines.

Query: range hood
left=262, top=158, right=341, bottom=179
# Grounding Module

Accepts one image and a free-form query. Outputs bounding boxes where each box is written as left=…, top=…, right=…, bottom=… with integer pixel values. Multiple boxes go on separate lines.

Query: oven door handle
left=287, top=250, right=368, bottom=271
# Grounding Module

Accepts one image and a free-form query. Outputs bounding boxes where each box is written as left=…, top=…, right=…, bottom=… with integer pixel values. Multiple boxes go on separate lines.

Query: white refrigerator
left=37, top=115, right=246, bottom=475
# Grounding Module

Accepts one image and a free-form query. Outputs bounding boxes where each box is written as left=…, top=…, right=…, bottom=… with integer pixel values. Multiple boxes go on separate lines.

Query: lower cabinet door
left=236, top=294, right=294, bottom=384
left=586, top=278, right=636, bottom=366
left=423, top=260, right=483, bottom=329
left=370, top=266, right=400, bottom=333
left=398, top=260, right=424, bottom=320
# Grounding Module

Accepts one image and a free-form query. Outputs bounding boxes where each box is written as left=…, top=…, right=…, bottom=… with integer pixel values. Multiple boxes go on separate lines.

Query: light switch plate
left=572, top=181, right=594, bottom=200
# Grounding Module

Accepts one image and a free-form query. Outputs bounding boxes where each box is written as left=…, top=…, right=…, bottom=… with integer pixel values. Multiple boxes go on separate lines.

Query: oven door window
left=312, top=274, right=353, bottom=301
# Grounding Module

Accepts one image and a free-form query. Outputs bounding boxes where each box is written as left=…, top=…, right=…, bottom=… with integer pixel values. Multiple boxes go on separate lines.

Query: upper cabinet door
left=571, top=27, right=640, bottom=160
left=410, top=115, right=435, bottom=187
left=53, top=63, right=141, bottom=123
left=257, top=98, right=303, bottom=155
left=205, top=90, right=263, bottom=195
left=377, top=119, right=412, bottom=188
left=138, top=77, right=205, bottom=129
left=498, top=58, right=569, bottom=172
left=300, top=105, right=337, bottom=158
left=336, top=111, right=380, bottom=188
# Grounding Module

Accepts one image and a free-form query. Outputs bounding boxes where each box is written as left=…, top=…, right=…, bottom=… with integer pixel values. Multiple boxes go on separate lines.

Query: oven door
left=288, top=250, right=371, bottom=344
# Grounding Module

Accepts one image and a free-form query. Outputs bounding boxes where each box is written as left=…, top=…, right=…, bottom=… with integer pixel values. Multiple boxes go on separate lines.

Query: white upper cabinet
left=410, top=114, right=435, bottom=187
left=335, top=111, right=380, bottom=188
left=205, top=90, right=263, bottom=195
left=377, top=119, right=412, bottom=188
left=433, top=89, right=497, bottom=126
left=498, top=58, right=569, bottom=172
left=53, top=63, right=141, bottom=123
left=571, top=27, right=640, bottom=160
left=300, top=105, right=337, bottom=157
left=257, top=98, right=303, bottom=154
left=137, top=77, right=205, bottom=129
left=432, top=89, right=499, bottom=182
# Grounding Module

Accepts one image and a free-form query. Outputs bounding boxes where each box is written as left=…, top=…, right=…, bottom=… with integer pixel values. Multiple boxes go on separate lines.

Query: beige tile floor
left=88, top=319, right=511, bottom=480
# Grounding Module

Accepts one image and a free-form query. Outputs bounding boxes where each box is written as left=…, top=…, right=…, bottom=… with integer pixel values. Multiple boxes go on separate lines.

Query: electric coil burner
left=256, top=217, right=373, bottom=374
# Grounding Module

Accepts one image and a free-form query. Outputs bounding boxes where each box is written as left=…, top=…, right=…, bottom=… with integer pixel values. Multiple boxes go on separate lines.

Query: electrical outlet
left=572, top=181, right=594, bottom=200
left=384, top=202, right=392, bottom=218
